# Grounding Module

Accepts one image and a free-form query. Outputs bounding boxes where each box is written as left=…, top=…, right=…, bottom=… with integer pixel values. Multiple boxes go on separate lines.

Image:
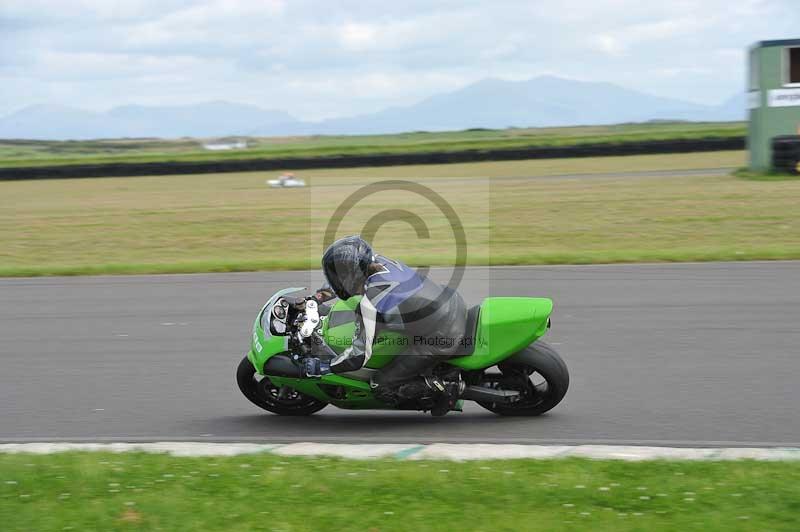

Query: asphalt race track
left=1, top=262, right=798, bottom=446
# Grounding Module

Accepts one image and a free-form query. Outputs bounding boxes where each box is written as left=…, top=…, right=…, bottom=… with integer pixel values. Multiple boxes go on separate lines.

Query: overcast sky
left=1, top=0, right=798, bottom=119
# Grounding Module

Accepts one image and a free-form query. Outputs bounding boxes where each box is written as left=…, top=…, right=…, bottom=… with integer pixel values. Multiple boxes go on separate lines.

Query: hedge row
left=0, top=136, right=745, bottom=180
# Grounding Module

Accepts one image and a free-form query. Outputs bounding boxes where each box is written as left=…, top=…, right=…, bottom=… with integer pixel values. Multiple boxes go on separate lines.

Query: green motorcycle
left=237, top=287, right=569, bottom=416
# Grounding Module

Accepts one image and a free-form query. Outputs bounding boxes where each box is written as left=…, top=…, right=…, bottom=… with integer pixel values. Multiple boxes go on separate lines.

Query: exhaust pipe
left=461, top=385, right=520, bottom=403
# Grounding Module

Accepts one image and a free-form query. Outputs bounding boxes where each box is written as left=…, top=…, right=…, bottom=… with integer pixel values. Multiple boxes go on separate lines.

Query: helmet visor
left=323, top=260, right=363, bottom=300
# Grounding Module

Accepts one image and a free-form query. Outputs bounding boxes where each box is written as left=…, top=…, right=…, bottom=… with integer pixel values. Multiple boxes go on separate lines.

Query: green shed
left=748, top=39, right=800, bottom=171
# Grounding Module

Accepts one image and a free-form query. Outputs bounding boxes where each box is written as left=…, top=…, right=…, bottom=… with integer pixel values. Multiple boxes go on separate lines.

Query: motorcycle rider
left=303, top=235, right=468, bottom=416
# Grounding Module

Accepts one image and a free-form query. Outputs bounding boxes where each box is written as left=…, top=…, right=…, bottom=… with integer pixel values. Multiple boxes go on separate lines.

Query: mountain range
left=0, top=76, right=745, bottom=140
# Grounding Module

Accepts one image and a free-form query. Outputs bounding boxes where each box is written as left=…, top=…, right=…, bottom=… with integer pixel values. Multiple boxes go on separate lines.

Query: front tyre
left=477, top=341, right=569, bottom=416
left=236, top=356, right=327, bottom=416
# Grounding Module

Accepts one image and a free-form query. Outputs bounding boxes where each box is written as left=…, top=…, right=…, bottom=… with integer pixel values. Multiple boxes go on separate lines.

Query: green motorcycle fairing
left=247, top=291, right=553, bottom=409
left=247, top=287, right=302, bottom=375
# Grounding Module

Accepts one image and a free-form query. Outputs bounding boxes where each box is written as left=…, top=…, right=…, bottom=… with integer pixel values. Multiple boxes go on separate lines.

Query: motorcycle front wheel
left=476, top=341, right=569, bottom=416
left=236, top=356, right=328, bottom=416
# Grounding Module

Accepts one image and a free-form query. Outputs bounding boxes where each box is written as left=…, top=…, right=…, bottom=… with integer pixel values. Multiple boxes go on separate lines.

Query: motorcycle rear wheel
left=237, top=356, right=328, bottom=416
left=476, top=341, right=569, bottom=416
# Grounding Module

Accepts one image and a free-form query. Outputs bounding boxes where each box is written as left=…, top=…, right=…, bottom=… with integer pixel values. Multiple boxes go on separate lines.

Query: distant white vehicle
left=203, top=140, right=248, bottom=151
left=267, top=173, right=306, bottom=188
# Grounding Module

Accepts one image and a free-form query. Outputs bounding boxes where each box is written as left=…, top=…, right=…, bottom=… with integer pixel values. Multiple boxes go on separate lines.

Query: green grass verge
left=1, top=452, right=798, bottom=531
left=0, top=248, right=798, bottom=278
left=0, top=121, right=745, bottom=168
left=732, top=168, right=800, bottom=181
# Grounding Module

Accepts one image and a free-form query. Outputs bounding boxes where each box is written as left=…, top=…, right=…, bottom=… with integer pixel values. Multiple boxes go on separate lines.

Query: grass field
left=733, top=168, right=800, bottom=181
left=0, top=121, right=745, bottom=168
left=3, top=149, right=800, bottom=277
left=1, top=452, right=798, bottom=531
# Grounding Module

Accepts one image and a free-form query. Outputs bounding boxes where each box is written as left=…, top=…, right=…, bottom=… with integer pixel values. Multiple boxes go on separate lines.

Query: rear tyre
left=236, top=356, right=327, bottom=416
left=477, top=341, right=569, bottom=416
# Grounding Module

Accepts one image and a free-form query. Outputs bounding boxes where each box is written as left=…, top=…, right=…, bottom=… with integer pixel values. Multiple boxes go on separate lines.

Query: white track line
left=1, top=442, right=800, bottom=461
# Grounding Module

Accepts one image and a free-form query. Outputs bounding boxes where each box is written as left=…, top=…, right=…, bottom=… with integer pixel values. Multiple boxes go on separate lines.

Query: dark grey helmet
left=322, top=235, right=375, bottom=300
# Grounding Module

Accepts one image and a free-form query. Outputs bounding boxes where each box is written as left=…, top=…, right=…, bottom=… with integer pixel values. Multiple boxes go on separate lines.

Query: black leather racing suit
left=324, top=255, right=468, bottom=389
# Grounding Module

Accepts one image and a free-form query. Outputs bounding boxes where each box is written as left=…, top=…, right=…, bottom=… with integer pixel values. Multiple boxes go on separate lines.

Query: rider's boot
left=395, top=376, right=438, bottom=399
left=371, top=382, right=400, bottom=405
left=395, top=375, right=464, bottom=417
left=430, top=379, right=464, bottom=417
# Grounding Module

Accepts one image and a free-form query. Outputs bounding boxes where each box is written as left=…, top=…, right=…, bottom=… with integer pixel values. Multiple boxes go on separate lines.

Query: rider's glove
left=314, top=287, right=336, bottom=304
left=303, top=357, right=331, bottom=377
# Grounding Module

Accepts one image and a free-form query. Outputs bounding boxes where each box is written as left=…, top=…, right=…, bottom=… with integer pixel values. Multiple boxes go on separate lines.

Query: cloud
left=338, top=22, right=379, bottom=51
left=1, top=0, right=799, bottom=118
left=593, top=35, right=626, bottom=57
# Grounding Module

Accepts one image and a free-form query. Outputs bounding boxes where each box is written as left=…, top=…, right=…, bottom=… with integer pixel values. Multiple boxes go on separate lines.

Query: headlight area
left=259, top=298, right=289, bottom=336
